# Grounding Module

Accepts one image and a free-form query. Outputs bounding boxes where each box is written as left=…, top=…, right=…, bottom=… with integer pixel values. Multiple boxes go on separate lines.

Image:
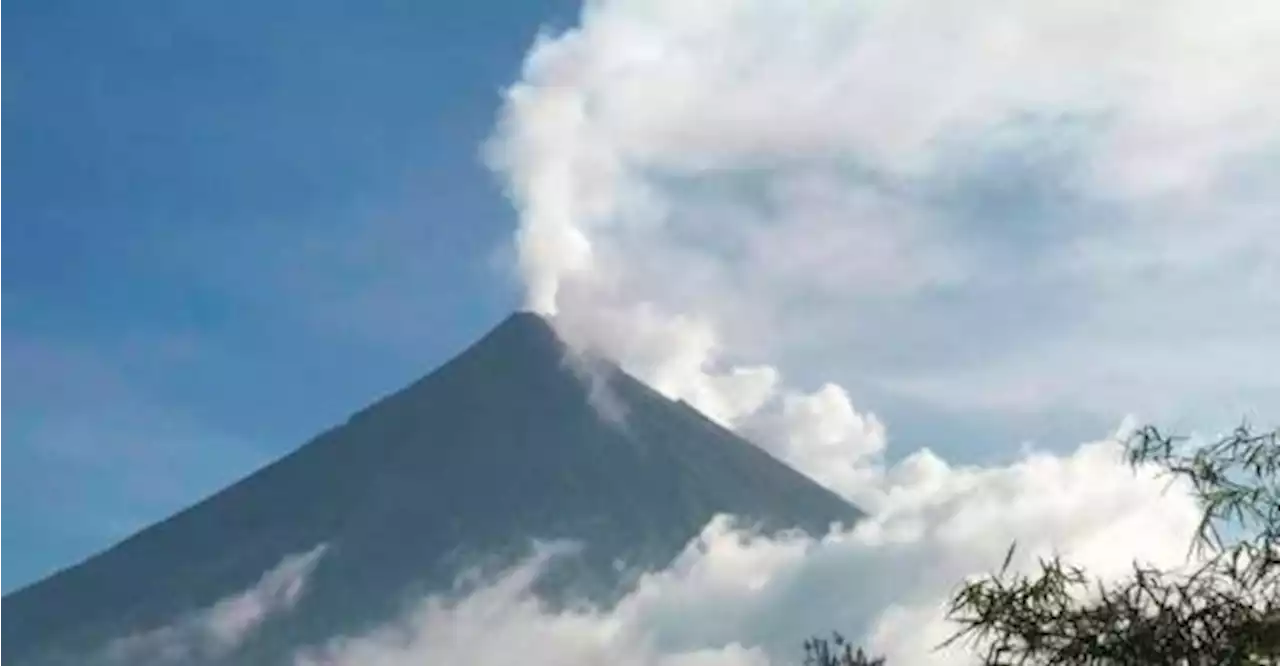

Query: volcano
left=3, top=312, right=861, bottom=665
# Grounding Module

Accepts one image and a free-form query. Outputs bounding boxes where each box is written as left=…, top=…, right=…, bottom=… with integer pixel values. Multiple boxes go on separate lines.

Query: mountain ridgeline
left=3, top=312, right=862, bottom=665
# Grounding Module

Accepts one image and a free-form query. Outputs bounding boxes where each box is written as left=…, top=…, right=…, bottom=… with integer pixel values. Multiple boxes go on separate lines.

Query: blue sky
left=3, top=0, right=580, bottom=591
left=6, top=4, right=1279, bottom=665
left=7, top=0, right=1278, bottom=597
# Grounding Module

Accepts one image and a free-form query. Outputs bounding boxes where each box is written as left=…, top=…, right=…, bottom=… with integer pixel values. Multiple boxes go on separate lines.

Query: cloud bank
left=298, top=432, right=1201, bottom=666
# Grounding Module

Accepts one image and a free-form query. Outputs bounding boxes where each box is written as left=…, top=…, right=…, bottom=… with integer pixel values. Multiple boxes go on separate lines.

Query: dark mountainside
left=3, top=312, right=862, bottom=665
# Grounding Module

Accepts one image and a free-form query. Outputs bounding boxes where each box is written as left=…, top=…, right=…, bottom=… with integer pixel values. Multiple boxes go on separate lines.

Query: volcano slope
left=3, top=312, right=862, bottom=665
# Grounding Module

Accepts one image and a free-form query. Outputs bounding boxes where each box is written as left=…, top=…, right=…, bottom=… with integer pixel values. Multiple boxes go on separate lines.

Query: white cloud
left=464, top=0, right=1276, bottom=664
left=741, top=383, right=887, bottom=508
left=296, top=541, right=771, bottom=666
left=14, top=1, right=1272, bottom=665
left=486, top=0, right=1280, bottom=435
left=295, top=432, right=1202, bottom=666
left=98, top=544, right=328, bottom=666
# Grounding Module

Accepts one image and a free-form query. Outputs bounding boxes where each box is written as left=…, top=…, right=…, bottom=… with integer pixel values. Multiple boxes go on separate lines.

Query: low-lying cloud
left=296, top=430, right=1201, bottom=666
left=97, top=544, right=328, bottom=666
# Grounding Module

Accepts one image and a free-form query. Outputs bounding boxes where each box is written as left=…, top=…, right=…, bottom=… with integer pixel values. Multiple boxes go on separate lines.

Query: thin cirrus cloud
left=1, top=334, right=269, bottom=585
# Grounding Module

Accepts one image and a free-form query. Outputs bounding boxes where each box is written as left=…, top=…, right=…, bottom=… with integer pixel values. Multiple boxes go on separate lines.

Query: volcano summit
left=3, top=312, right=861, bottom=665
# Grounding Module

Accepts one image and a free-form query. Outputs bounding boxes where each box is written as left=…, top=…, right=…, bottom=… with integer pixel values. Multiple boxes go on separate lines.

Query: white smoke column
left=488, top=0, right=1280, bottom=318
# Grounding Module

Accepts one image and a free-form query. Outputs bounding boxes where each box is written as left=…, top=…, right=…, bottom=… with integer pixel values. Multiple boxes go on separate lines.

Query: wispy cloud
left=96, top=544, right=328, bottom=666
left=2, top=334, right=269, bottom=588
